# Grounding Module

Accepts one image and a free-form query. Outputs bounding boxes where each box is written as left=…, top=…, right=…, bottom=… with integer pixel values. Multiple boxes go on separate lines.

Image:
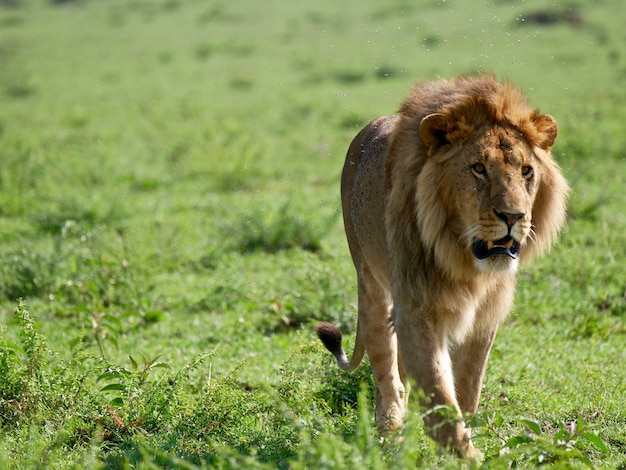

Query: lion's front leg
left=395, top=309, right=479, bottom=458
left=452, top=289, right=512, bottom=416
left=451, top=326, right=498, bottom=415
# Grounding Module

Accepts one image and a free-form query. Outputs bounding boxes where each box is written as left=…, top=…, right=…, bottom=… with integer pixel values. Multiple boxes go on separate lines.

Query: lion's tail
left=315, top=321, right=364, bottom=372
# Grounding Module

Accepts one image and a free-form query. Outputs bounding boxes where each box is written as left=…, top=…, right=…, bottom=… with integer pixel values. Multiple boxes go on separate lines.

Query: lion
left=316, top=74, right=569, bottom=458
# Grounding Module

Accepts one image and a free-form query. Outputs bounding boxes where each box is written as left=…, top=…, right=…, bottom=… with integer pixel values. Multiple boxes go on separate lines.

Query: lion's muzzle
left=472, top=236, right=520, bottom=260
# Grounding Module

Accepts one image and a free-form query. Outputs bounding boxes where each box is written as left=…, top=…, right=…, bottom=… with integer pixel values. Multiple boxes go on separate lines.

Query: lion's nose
left=494, top=210, right=525, bottom=229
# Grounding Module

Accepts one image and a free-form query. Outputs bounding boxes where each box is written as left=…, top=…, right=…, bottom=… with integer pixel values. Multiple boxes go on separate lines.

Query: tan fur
left=316, top=75, right=569, bottom=458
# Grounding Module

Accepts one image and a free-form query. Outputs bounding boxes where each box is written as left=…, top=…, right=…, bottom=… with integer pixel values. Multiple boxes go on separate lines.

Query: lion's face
left=417, top=114, right=559, bottom=276
left=449, top=126, right=539, bottom=273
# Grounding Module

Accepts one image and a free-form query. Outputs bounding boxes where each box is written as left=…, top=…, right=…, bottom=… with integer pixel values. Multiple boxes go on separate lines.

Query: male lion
left=316, top=75, right=569, bottom=458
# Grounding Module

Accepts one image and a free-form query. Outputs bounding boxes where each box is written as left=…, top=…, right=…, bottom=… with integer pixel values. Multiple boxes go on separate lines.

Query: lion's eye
left=471, top=162, right=487, bottom=177
left=521, top=165, right=533, bottom=178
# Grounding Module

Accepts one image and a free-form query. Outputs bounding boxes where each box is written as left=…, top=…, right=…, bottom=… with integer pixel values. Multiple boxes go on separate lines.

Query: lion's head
left=389, top=75, right=569, bottom=277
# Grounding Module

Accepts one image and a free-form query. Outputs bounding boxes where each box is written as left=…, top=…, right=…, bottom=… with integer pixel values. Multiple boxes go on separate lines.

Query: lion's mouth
left=472, top=236, right=520, bottom=260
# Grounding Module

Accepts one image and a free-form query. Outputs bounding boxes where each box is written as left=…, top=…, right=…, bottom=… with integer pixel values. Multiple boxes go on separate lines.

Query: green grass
left=1, top=0, right=625, bottom=468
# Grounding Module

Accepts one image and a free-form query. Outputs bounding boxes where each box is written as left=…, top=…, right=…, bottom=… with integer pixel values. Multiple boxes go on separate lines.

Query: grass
left=0, top=0, right=625, bottom=468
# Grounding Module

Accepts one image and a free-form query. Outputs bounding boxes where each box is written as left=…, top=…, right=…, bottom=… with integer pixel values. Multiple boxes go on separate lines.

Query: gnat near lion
left=316, top=75, right=569, bottom=458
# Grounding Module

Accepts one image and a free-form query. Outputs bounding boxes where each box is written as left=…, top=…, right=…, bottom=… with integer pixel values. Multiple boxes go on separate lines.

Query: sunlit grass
left=0, top=0, right=625, bottom=467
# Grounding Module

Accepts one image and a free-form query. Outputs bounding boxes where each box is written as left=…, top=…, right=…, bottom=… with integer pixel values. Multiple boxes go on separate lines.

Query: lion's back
left=341, top=116, right=398, bottom=285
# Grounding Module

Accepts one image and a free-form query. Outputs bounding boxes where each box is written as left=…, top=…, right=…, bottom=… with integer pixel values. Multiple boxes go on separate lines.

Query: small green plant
left=293, top=389, right=385, bottom=470
left=234, top=201, right=337, bottom=253
left=0, top=302, right=45, bottom=425
left=14, top=300, right=46, bottom=378
left=482, top=416, right=608, bottom=467
left=0, top=250, right=52, bottom=300
left=98, top=354, right=170, bottom=407
left=0, top=329, right=26, bottom=425
left=69, top=305, right=165, bottom=358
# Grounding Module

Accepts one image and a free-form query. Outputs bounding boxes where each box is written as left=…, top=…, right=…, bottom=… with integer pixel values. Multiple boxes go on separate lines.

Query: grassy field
left=1, top=0, right=625, bottom=468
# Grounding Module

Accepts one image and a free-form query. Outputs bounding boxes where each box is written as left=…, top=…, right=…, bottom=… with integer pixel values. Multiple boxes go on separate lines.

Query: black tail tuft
left=315, top=322, right=343, bottom=355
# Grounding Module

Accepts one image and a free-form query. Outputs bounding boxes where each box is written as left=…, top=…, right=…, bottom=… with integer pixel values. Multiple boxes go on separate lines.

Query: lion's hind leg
left=356, top=266, right=407, bottom=431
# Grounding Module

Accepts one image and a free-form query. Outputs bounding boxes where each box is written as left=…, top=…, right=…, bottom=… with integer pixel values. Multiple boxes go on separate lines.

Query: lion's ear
left=531, top=113, right=558, bottom=150
left=419, top=113, right=455, bottom=156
